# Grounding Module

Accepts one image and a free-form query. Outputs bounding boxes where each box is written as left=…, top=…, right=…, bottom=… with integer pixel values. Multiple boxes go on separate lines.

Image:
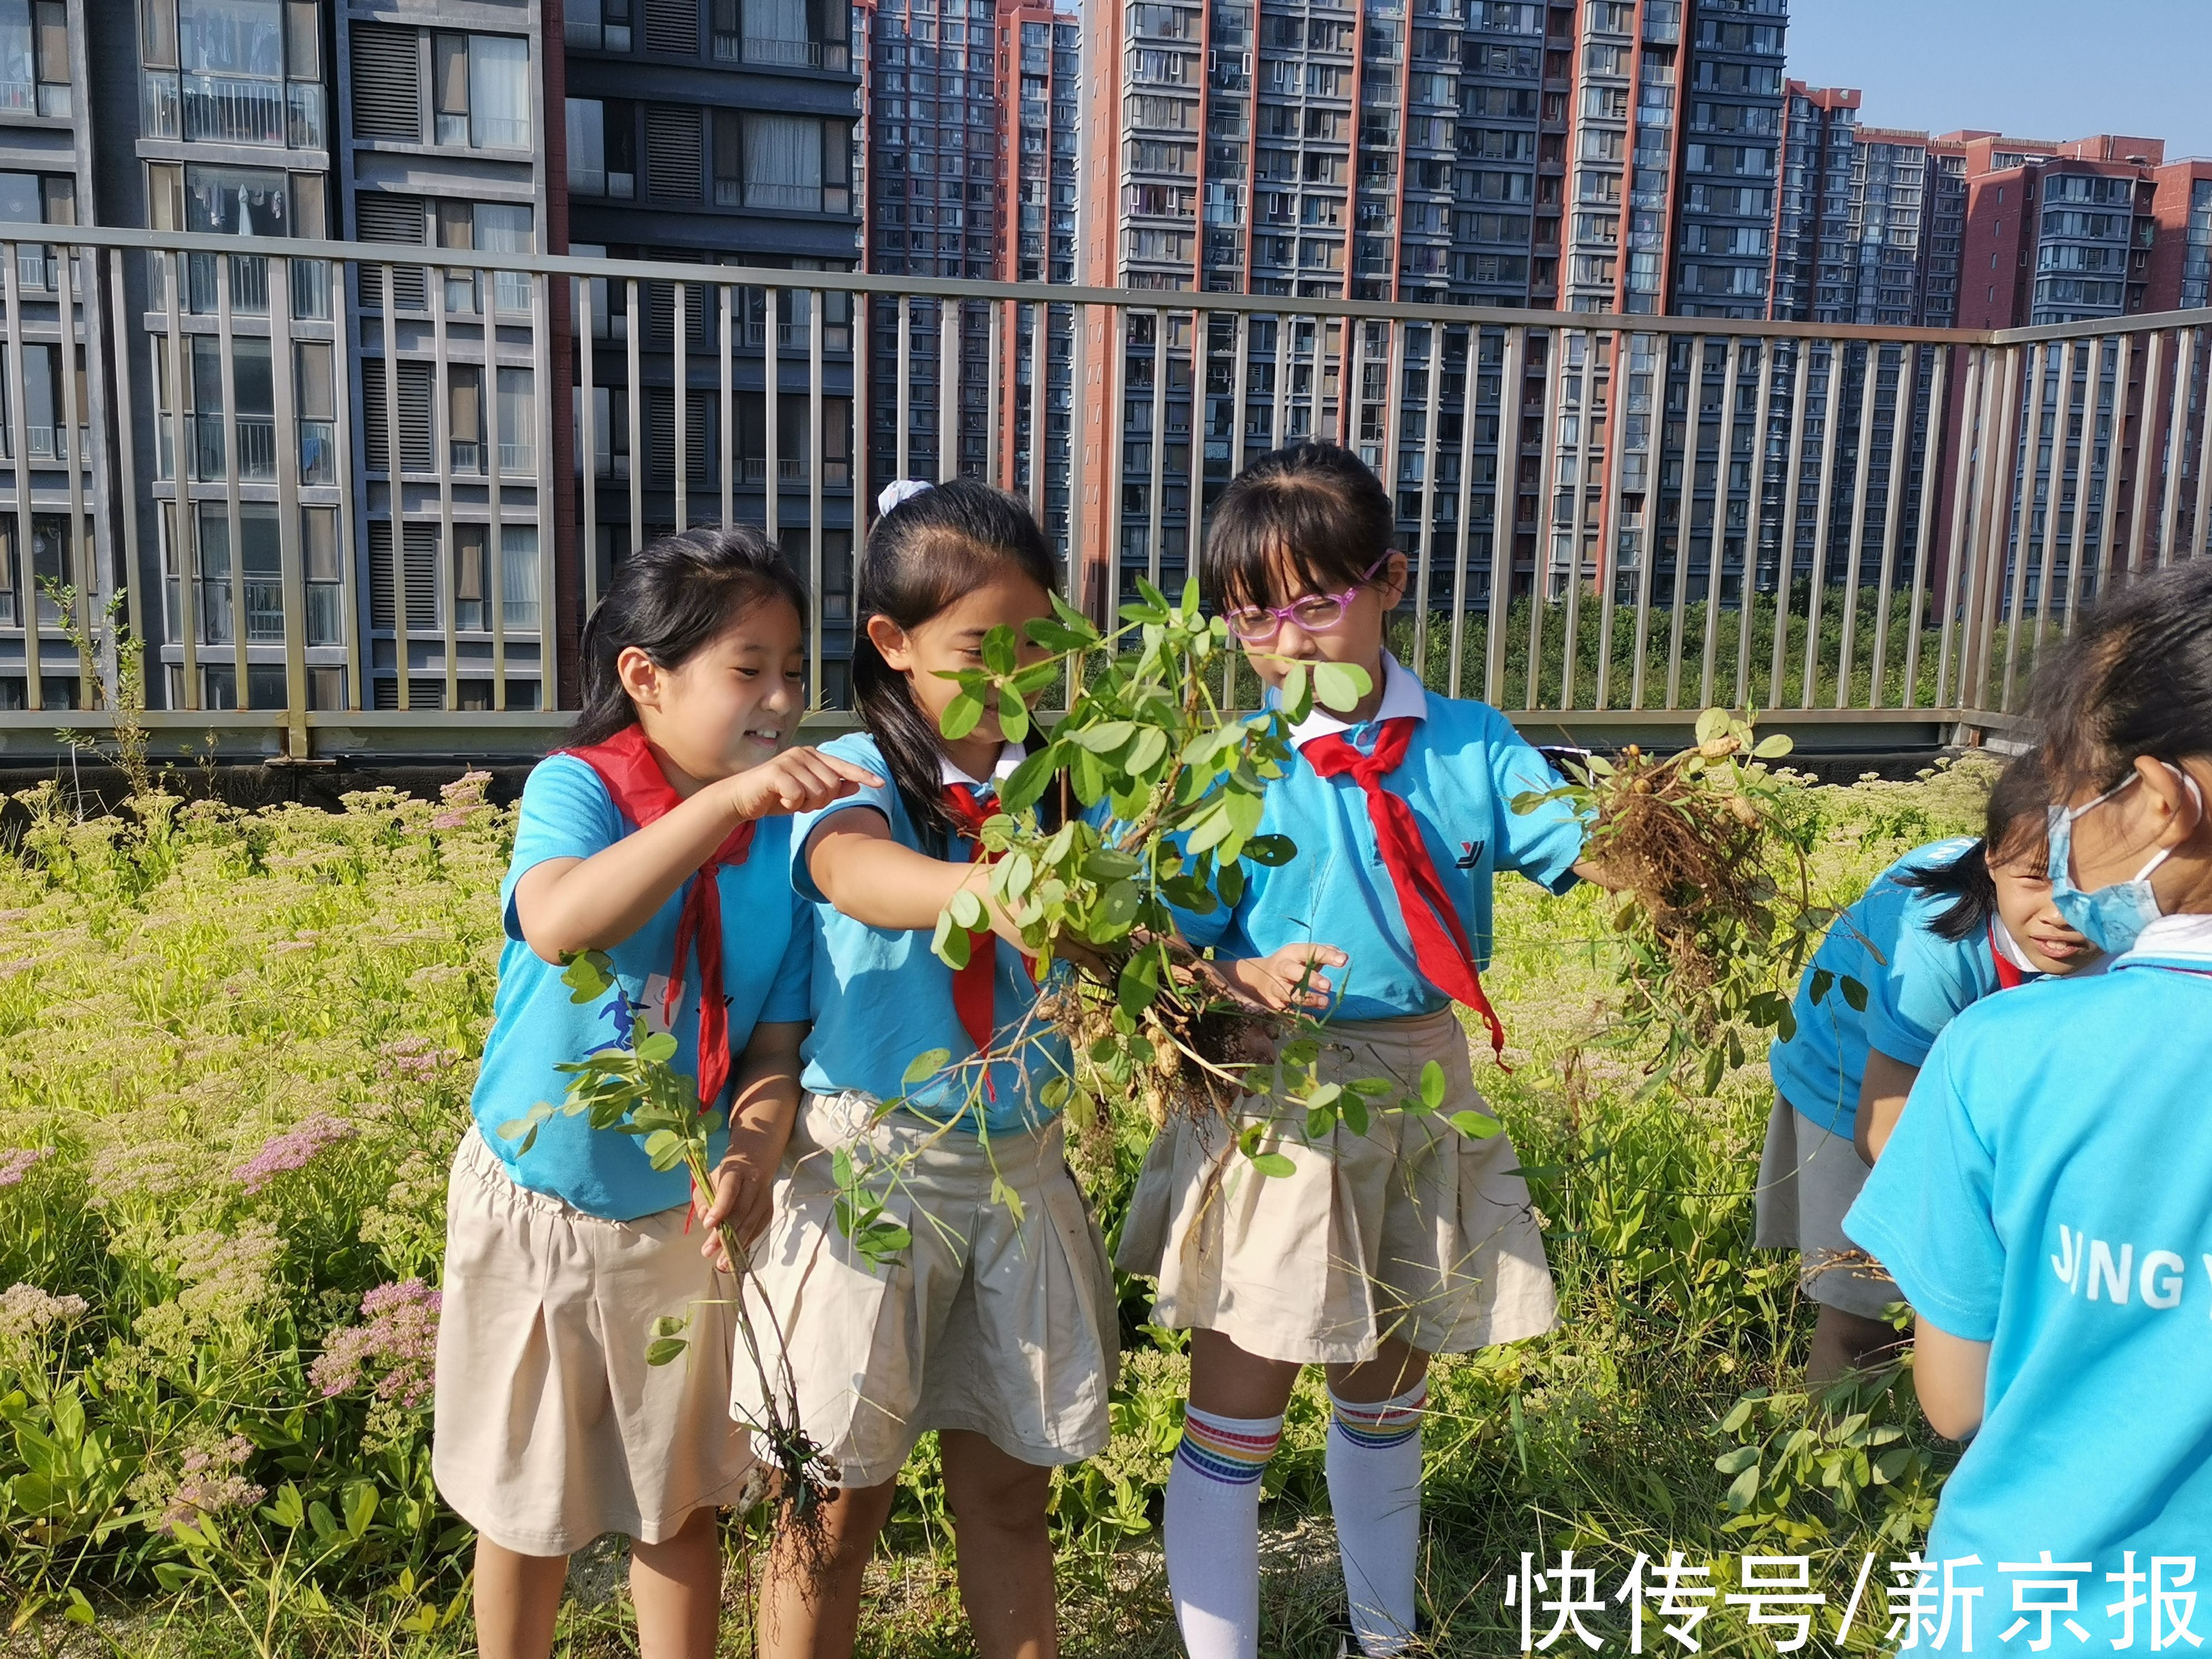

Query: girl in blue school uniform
left=433, top=527, right=876, bottom=1659
left=1845, top=558, right=2212, bottom=1647
left=741, top=479, right=1117, bottom=1659
left=1756, top=755, right=2103, bottom=1384
left=1114, top=443, right=1605, bottom=1659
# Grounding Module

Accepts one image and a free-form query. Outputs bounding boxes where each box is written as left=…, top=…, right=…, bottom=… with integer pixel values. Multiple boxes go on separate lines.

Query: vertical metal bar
left=53, top=241, right=89, bottom=711
left=1412, top=324, right=1443, bottom=684
left=1594, top=330, right=1631, bottom=714
left=1270, top=314, right=1291, bottom=459
left=808, top=288, right=824, bottom=708
left=1966, top=344, right=2025, bottom=714
left=1230, top=309, right=1252, bottom=493
left=1196, top=308, right=1224, bottom=572
left=1381, top=323, right=1406, bottom=657
left=1933, top=346, right=1988, bottom=712
left=1900, top=345, right=1951, bottom=712
left=2156, top=324, right=2195, bottom=570
left=1103, top=307, right=1126, bottom=598
left=1342, top=316, right=1363, bottom=449
left=1524, top=327, right=1562, bottom=711
left=675, top=282, right=689, bottom=530
left=1628, top=332, right=1670, bottom=712
left=1833, top=338, right=1881, bottom=709
left=1025, top=305, right=1045, bottom=522
left=2059, top=337, right=2101, bottom=642
left=765, top=285, right=781, bottom=541
left=106, top=249, right=147, bottom=690
left=854, top=294, right=871, bottom=543
left=624, top=276, right=643, bottom=560
left=1765, top=341, right=1812, bottom=711
left=579, top=267, right=600, bottom=619
left=1559, top=331, right=1596, bottom=711
left=487, top=270, right=510, bottom=707
left=1698, top=334, right=1742, bottom=710
left=531, top=270, right=556, bottom=711
left=1867, top=343, right=1914, bottom=710
left=431, top=265, right=461, bottom=712
left=986, top=298, right=1003, bottom=493
left=1447, top=324, right=1480, bottom=701
left=1996, top=341, right=2049, bottom=717
left=2190, top=325, right=2212, bottom=562
left=2, top=244, right=40, bottom=710
left=215, top=257, right=248, bottom=721
left=2124, top=328, right=2164, bottom=581
left=895, top=297, right=912, bottom=482
left=1798, top=342, right=1847, bottom=710
left=161, top=251, right=201, bottom=706
left=1663, top=336, right=1705, bottom=710
left=2084, top=336, right=2128, bottom=623
left=2025, top=339, right=2078, bottom=685
left=1735, top=337, right=1776, bottom=711
left=937, top=297, right=958, bottom=483
left=267, top=255, right=307, bottom=747
left=1147, top=308, right=1166, bottom=591
left=720, top=283, right=735, bottom=530
left=1484, top=326, right=1524, bottom=709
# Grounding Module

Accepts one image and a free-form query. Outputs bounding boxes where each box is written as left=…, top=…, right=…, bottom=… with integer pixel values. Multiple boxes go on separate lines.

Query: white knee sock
left=1326, top=1381, right=1428, bottom=1657
left=1163, top=1403, right=1283, bottom=1659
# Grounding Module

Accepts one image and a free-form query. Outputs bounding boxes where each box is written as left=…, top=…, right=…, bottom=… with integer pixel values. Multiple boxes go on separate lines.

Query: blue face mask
left=2045, top=767, right=2204, bottom=956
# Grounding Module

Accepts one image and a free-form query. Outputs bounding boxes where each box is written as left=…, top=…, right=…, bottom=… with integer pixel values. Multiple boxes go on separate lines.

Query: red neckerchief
left=1988, top=924, right=2028, bottom=991
left=561, top=724, right=755, bottom=1114
left=941, top=784, right=999, bottom=1057
left=1303, top=717, right=1510, bottom=1064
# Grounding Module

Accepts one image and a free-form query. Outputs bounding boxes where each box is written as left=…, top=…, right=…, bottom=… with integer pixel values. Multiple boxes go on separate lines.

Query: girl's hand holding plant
left=1215, top=942, right=1348, bottom=1014
left=719, top=748, right=884, bottom=821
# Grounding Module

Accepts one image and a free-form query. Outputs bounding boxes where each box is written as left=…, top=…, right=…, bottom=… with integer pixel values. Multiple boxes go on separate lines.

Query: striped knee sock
left=1164, top=1404, right=1283, bottom=1659
left=1326, top=1381, right=1428, bottom=1657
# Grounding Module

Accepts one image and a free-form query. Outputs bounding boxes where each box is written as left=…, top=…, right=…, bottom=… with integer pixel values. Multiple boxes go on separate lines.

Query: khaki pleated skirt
left=733, top=1093, right=1119, bottom=1490
left=1753, top=1094, right=1899, bottom=1320
left=1116, top=1007, right=1559, bottom=1366
left=431, top=1127, right=756, bottom=1557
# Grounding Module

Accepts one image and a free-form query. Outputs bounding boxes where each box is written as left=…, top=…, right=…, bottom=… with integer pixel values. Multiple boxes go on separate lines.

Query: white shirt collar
left=939, top=741, right=1026, bottom=790
left=2118, top=912, right=2212, bottom=968
left=1288, top=652, right=1428, bottom=748
left=1991, top=916, right=2040, bottom=976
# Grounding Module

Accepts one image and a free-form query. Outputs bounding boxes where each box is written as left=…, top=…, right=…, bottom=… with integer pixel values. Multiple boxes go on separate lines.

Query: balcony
left=2, top=227, right=2209, bottom=753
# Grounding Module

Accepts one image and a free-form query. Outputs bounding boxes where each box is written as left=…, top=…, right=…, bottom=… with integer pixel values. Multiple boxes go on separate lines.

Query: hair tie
left=876, top=478, right=935, bottom=517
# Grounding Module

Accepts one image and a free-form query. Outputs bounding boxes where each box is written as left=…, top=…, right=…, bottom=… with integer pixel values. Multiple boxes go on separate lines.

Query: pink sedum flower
left=310, top=1279, right=440, bottom=1409
left=232, top=1115, right=356, bottom=1195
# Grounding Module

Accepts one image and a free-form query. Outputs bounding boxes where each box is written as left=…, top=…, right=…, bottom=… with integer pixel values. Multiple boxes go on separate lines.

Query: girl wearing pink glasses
left=1117, top=443, right=1611, bottom=1659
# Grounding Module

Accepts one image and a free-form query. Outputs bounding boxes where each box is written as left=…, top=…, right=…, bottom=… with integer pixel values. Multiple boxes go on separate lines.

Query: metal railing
left=0, top=226, right=2207, bottom=760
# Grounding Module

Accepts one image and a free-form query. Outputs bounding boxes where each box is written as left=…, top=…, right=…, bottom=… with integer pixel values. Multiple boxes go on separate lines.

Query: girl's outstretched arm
left=806, top=811, right=1035, bottom=952
left=516, top=749, right=882, bottom=964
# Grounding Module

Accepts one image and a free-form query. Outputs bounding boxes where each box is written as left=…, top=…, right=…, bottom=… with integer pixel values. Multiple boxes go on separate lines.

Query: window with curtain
left=501, top=526, right=539, bottom=627
left=743, top=0, right=808, bottom=65
left=0, top=0, right=31, bottom=110
left=496, top=368, right=534, bottom=472
left=180, top=0, right=282, bottom=75
left=473, top=202, right=532, bottom=314
left=469, top=35, right=528, bottom=148
left=743, top=113, right=821, bottom=211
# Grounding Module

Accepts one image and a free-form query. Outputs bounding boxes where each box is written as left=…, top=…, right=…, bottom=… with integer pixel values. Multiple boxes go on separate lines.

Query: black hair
left=851, top=479, right=1060, bottom=854
left=569, top=524, right=807, bottom=748
left=1201, top=443, right=1400, bottom=613
left=2030, top=559, right=2212, bottom=797
left=1894, top=756, right=2054, bottom=942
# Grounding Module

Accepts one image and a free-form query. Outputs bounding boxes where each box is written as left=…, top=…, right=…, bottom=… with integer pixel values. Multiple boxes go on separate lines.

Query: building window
left=0, top=0, right=71, bottom=117
left=139, top=0, right=323, bottom=146
left=566, top=0, right=633, bottom=51
left=717, top=111, right=850, bottom=213
left=434, top=33, right=530, bottom=149
left=566, top=98, right=636, bottom=197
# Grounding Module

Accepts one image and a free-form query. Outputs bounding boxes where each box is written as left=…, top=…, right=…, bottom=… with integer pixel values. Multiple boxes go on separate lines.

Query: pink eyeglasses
left=1222, top=554, right=1393, bottom=643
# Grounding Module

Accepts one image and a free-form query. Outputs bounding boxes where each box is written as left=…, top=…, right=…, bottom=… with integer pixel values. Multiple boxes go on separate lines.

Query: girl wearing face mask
left=1757, top=757, right=2103, bottom=1384
left=1844, top=557, right=2212, bottom=1641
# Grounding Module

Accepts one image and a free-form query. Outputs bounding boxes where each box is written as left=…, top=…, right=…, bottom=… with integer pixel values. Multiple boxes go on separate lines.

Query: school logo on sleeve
left=1456, top=839, right=1486, bottom=871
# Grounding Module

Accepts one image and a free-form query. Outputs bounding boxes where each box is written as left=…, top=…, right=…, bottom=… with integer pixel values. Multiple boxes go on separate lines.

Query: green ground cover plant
left=0, top=750, right=1999, bottom=1657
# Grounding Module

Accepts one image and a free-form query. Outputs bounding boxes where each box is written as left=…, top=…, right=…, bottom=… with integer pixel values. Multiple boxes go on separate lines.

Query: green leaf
left=1419, top=1060, right=1447, bottom=1112
left=1715, top=1445, right=1759, bottom=1475
left=1754, top=733, right=1794, bottom=758
left=1448, top=1109, right=1502, bottom=1139
left=1127, top=726, right=1170, bottom=774
left=1278, top=661, right=1313, bottom=724
left=1695, top=707, right=1729, bottom=745
left=1118, top=949, right=1162, bottom=1017
left=904, top=1047, right=953, bottom=1085
left=1724, top=1464, right=1761, bottom=1511
left=342, top=1480, right=378, bottom=1540
left=1808, top=968, right=1835, bottom=1005
left=934, top=912, right=972, bottom=970
left=948, top=888, right=987, bottom=932
left=981, top=624, right=1018, bottom=675
left=1840, top=974, right=1869, bottom=1012
left=1340, top=1095, right=1369, bottom=1137
left=1242, top=833, right=1296, bottom=866
left=645, top=1337, right=689, bottom=1366
left=1312, top=659, right=1371, bottom=711
left=1070, top=720, right=1137, bottom=755
left=1001, top=743, right=1060, bottom=813
left=637, top=1030, right=678, bottom=1065
left=940, top=691, right=985, bottom=741
left=1249, top=1150, right=1297, bottom=1178
left=998, top=697, right=1030, bottom=745
left=1183, top=802, right=1237, bottom=856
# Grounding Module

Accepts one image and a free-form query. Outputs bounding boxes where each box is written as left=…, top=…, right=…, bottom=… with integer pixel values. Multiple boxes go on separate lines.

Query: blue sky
left=1786, top=0, right=2212, bottom=161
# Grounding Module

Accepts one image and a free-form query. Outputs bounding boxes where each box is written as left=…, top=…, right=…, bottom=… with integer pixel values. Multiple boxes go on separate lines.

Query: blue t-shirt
left=469, top=754, right=813, bottom=1221
left=1842, top=919, right=2212, bottom=1639
left=1768, top=838, right=2024, bottom=1139
left=1176, top=659, right=1585, bottom=1021
left=791, top=731, right=1074, bottom=1136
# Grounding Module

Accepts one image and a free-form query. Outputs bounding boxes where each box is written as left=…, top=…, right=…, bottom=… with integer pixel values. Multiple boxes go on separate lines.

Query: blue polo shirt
left=1768, top=839, right=2035, bottom=1140
left=470, top=754, right=813, bottom=1221
left=1176, top=656, right=1585, bottom=1019
left=1843, top=915, right=2212, bottom=1641
left=791, top=731, right=1074, bottom=1136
